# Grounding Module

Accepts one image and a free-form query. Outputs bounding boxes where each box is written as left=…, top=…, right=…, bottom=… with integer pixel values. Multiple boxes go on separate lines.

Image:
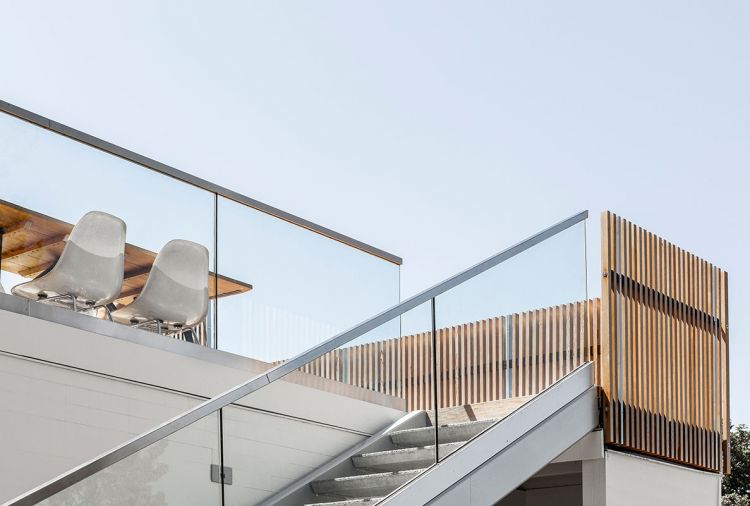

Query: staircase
left=304, top=419, right=497, bottom=505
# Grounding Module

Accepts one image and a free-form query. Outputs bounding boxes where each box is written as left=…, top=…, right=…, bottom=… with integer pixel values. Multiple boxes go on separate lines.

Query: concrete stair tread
left=310, top=469, right=425, bottom=499
left=304, top=498, right=384, bottom=506
left=388, top=419, right=497, bottom=447
left=305, top=420, right=498, bottom=504
left=352, top=442, right=465, bottom=471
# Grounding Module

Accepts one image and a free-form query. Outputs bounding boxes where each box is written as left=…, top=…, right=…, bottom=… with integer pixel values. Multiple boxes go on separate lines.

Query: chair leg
left=131, top=319, right=158, bottom=330
left=90, top=304, right=114, bottom=322
left=38, top=294, right=76, bottom=310
left=182, top=327, right=195, bottom=343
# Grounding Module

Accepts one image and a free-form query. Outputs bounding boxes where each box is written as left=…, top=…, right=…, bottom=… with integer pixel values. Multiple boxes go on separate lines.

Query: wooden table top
left=0, top=199, right=252, bottom=305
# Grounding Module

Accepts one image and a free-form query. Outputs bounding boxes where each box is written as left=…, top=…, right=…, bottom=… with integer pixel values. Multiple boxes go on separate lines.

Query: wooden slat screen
left=296, top=299, right=601, bottom=411
left=600, top=211, right=730, bottom=473
left=290, top=211, right=729, bottom=474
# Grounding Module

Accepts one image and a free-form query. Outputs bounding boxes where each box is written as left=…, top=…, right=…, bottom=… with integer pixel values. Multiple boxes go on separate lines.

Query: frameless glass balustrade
left=0, top=109, right=400, bottom=359
left=433, top=219, right=588, bottom=461
left=216, top=196, right=400, bottom=366
left=0, top=111, right=217, bottom=344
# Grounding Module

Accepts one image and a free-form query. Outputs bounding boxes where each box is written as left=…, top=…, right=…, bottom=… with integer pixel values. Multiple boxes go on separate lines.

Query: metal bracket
left=210, top=464, right=233, bottom=485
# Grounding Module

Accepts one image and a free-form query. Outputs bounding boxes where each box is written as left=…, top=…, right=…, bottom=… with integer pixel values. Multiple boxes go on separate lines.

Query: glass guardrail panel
left=0, top=111, right=217, bottom=346
left=433, top=219, right=589, bottom=461
left=37, top=412, right=223, bottom=505
left=0, top=109, right=401, bottom=356
left=215, top=196, right=400, bottom=366
left=222, top=300, right=435, bottom=506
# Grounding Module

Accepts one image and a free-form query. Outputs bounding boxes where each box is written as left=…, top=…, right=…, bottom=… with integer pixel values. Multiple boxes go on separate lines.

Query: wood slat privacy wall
left=600, top=211, right=730, bottom=473
left=297, top=299, right=601, bottom=412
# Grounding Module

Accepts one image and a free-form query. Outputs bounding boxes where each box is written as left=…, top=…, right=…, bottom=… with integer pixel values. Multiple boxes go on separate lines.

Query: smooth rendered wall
left=605, top=450, right=721, bottom=506
left=0, top=352, right=221, bottom=504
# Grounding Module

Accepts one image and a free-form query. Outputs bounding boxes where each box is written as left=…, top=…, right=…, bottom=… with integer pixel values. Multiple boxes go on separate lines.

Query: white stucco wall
left=605, top=450, right=721, bottom=506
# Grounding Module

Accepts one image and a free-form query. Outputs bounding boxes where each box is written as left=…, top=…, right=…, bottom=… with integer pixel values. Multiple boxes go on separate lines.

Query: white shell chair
left=12, top=211, right=126, bottom=312
left=111, top=239, right=209, bottom=335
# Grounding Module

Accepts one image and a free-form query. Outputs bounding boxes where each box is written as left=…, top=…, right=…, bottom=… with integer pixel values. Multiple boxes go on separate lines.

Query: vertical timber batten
left=599, top=211, right=729, bottom=473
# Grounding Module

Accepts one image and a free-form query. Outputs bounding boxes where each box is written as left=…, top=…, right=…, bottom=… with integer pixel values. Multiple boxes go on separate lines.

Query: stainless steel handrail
left=0, top=99, right=402, bottom=265
left=4, top=209, right=587, bottom=506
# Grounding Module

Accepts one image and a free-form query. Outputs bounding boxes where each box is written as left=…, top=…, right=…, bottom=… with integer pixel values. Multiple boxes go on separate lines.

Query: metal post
left=431, top=297, right=439, bottom=463
left=213, top=192, right=219, bottom=350
left=214, top=193, right=227, bottom=506
left=584, top=218, right=589, bottom=301
left=505, top=317, right=512, bottom=398
left=0, top=228, right=4, bottom=288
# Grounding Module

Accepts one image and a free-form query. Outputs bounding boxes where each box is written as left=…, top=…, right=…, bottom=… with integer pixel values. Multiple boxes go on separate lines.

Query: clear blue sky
left=1, top=1, right=748, bottom=421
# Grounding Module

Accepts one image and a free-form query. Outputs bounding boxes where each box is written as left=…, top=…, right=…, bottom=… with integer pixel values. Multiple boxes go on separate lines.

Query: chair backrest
left=37, top=211, right=126, bottom=303
left=137, top=239, right=209, bottom=327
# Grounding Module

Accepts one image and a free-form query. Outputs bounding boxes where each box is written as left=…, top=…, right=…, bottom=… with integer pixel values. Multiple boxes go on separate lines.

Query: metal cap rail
left=4, top=209, right=588, bottom=506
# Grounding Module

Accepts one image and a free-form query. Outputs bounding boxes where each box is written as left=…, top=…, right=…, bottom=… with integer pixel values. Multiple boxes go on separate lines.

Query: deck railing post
left=431, top=297, right=439, bottom=463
